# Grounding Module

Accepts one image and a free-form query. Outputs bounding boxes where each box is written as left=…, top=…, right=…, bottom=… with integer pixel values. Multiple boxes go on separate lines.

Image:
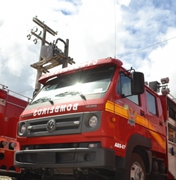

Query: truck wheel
left=127, top=153, right=146, bottom=180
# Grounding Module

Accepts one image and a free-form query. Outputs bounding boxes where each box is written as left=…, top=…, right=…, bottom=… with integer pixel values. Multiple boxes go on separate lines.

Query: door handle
left=159, top=121, right=163, bottom=126
left=140, top=110, right=145, bottom=117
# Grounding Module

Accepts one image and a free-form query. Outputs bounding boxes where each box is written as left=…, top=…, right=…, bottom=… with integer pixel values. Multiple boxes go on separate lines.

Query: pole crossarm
left=33, top=17, right=57, bottom=36
left=30, top=54, right=75, bottom=73
left=31, top=32, right=50, bottom=45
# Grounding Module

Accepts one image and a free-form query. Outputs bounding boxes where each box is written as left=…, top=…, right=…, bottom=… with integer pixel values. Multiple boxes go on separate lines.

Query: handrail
left=168, top=93, right=176, bottom=102
left=0, top=83, right=32, bottom=102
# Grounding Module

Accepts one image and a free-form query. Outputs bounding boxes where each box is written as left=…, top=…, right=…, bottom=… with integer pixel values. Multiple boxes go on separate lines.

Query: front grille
left=26, top=113, right=83, bottom=137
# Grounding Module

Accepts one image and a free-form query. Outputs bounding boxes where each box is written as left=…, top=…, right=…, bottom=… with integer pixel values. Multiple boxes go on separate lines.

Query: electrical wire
left=119, top=35, right=176, bottom=58
left=0, top=35, right=23, bottom=50
left=1, top=44, right=36, bottom=65
left=19, top=88, right=34, bottom=94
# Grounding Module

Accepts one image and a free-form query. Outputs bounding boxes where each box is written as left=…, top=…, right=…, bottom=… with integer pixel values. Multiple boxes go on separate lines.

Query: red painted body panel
left=0, top=136, right=21, bottom=173
left=0, top=87, right=28, bottom=175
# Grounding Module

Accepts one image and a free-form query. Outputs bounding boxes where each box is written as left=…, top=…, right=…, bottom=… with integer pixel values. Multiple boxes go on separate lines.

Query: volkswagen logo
left=46, top=119, right=56, bottom=132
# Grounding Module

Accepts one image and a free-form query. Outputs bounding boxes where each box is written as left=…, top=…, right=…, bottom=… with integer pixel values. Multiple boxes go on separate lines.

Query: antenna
left=114, top=0, right=117, bottom=58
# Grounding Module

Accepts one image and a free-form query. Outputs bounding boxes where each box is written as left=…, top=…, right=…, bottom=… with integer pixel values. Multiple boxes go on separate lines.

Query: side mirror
left=131, top=72, right=144, bottom=95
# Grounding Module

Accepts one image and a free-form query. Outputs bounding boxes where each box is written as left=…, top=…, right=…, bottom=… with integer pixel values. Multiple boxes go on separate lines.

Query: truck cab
left=15, top=57, right=171, bottom=180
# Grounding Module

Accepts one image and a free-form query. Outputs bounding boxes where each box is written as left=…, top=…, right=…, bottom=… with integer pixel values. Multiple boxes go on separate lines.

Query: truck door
left=115, top=71, right=148, bottom=141
left=144, top=88, right=166, bottom=153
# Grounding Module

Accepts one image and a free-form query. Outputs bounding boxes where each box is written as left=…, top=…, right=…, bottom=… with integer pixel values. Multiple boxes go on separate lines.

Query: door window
left=117, top=72, right=139, bottom=105
left=146, top=91, right=157, bottom=115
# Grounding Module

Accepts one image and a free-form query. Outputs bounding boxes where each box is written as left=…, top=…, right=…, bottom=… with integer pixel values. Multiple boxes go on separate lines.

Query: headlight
left=19, top=122, right=26, bottom=136
left=88, top=116, right=98, bottom=128
left=9, top=142, right=17, bottom=150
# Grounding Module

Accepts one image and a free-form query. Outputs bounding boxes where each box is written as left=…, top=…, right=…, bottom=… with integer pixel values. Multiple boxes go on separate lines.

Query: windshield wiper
left=30, top=97, right=54, bottom=105
left=55, top=91, right=86, bottom=101
left=80, top=94, right=86, bottom=101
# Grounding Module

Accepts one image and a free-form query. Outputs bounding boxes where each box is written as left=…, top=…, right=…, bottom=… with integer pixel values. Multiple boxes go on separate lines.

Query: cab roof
left=39, top=57, right=123, bottom=84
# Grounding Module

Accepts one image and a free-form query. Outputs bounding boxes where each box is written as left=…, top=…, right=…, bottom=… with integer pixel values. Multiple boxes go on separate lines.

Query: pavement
left=0, top=176, right=12, bottom=180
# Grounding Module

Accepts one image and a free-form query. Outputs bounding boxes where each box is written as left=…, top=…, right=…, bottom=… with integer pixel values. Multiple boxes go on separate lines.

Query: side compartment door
left=2, top=94, right=28, bottom=138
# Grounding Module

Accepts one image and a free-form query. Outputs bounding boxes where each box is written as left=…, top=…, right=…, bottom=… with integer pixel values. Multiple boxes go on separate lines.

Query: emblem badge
left=124, top=105, right=137, bottom=126
left=46, top=119, right=56, bottom=132
left=127, top=107, right=137, bottom=126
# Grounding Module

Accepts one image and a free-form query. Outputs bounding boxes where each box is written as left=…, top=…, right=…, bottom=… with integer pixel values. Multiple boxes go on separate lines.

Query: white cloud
left=0, top=0, right=176, bottom=99
left=118, top=0, right=131, bottom=6
left=137, top=27, right=176, bottom=96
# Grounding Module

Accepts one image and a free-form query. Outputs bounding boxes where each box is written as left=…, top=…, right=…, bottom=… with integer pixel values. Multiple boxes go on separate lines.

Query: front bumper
left=15, top=148, right=115, bottom=170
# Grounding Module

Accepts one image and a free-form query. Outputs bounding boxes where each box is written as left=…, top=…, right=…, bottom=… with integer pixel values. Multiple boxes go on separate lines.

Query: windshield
left=30, top=65, right=116, bottom=105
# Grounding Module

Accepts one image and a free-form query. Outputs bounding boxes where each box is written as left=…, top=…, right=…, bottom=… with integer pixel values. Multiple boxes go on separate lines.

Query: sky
left=0, top=0, right=176, bottom=99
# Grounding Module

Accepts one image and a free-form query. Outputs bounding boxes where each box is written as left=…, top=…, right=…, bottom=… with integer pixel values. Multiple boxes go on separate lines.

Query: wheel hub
left=130, top=162, right=144, bottom=180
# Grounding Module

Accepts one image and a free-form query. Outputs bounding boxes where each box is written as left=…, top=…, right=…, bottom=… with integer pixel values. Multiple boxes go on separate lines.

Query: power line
left=118, top=35, right=176, bottom=58
left=1, top=44, right=37, bottom=65
left=0, top=34, right=24, bottom=51
left=19, top=88, right=34, bottom=94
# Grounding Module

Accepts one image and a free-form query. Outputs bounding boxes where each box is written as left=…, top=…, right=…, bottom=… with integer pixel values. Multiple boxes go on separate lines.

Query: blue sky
left=0, top=0, right=176, bottom=97
left=119, top=0, right=176, bottom=57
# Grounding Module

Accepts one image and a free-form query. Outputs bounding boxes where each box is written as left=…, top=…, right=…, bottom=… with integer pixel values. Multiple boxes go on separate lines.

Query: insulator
left=161, top=77, right=169, bottom=84
left=161, top=88, right=170, bottom=95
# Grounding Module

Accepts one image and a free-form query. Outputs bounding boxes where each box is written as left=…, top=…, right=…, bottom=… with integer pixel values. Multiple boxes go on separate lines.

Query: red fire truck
left=0, top=84, right=29, bottom=177
left=14, top=57, right=176, bottom=180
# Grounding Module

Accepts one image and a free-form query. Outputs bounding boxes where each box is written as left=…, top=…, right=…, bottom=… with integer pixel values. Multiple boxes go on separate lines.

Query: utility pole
left=27, top=16, right=58, bottom=95
left=27, top=16, right=75, bottom=97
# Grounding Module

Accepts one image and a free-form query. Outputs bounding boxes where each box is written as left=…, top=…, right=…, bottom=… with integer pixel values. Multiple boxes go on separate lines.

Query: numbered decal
left=114, top=142, right=126, bottom=149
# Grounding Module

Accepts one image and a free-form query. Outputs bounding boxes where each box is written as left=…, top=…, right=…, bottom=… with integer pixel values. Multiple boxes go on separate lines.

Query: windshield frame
left=30, top=64, right=116, bottom=105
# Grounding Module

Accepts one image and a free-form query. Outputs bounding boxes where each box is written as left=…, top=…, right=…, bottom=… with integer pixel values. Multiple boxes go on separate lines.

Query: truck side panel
left=166, top=97, right=176, bottom=179
left=1, top=94, right=28, bottom=138
left=0, top=87, right=29, bottom=175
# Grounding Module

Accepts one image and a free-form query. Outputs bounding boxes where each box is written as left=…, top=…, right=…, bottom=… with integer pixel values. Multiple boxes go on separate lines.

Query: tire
left=127, top=153, right=146, bottom=180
